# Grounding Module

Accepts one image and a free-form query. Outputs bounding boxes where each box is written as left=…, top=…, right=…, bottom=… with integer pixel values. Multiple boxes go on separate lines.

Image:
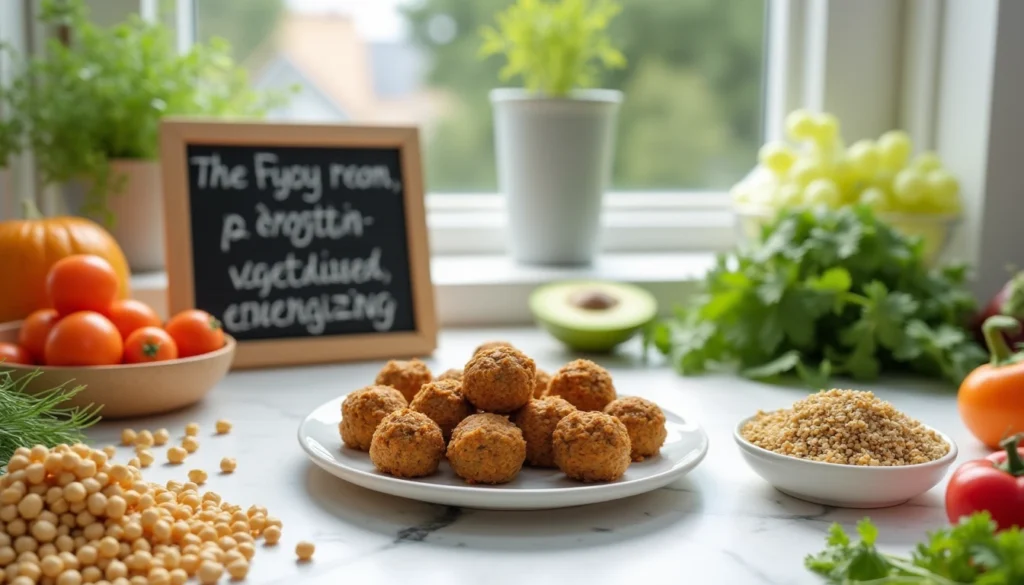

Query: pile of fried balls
left=339, top=341, right=669, bottom=484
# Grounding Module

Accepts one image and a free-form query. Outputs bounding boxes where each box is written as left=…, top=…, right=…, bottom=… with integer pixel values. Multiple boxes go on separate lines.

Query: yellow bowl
left=733, top=204, right=961, bottom=267
left=0, top=320, right=236, bottom=419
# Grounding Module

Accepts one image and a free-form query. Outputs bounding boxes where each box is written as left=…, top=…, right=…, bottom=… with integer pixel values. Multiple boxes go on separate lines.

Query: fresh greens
left=646, top=205, right=986, bottom=387
left=0, top=0, right=294, bottom=224
left=806, top=513, right=1024, bottom=584
left=0, top=369, right=102, bottom=469
left=479, top=0, right=626, bottom=97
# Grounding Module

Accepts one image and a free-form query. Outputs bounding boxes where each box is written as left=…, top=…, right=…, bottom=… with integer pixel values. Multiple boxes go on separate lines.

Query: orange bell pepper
left=958, top=315, right=1024, bottom=449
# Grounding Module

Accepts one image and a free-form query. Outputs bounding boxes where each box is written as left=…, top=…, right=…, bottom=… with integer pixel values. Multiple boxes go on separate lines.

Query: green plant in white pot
left=480, top=0, right=626, bottom=266
left=0, top=0, right=291, bottom=271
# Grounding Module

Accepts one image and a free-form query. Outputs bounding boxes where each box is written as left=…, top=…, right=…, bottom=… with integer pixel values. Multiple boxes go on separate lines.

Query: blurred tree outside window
left=161, top=0, right=766, bottom=194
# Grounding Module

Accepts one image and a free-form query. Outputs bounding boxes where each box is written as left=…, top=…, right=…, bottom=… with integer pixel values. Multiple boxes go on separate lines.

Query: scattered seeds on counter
left=295, top=541, right=315, bottom=561
left=120, top=429, right=137, bottom=446
left=185, top=423, right=200, bottom=437
left=182, top=436, right=199, bottom=454
left=127, top=457, right=140, bottom=468
left=134, top=430, right=154, bottom=448
left=137, top=450, right=154, bottom=468
left=166, top=446, right=187, bottom=464
left=220, top=458, right=237, bottom=474
left=102, top=445, right=117, bottom=459
left=215, top=420, right=232, bottom=435
left=741, top=388, right=951, bottom=466
left=188, top=469, right=208, bottom=485
left=153, top=428, right=170, bottom=446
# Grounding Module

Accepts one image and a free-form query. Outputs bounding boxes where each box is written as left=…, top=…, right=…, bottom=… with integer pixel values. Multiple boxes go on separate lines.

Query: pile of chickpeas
left=0, top=421, right=314, bottom=585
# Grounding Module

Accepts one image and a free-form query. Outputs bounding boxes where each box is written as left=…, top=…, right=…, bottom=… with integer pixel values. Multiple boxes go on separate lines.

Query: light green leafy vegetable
left=646, top=205, right=986, bottom=388
left=0, top=369, right=102, bottom=469
left=479, top=0, right=626, bottom=96
left=806, top=513, right=1024, bottom=584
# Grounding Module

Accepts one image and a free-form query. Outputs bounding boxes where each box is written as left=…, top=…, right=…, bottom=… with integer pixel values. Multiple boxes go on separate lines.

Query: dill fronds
left=0, top=368, right=103, bottom=467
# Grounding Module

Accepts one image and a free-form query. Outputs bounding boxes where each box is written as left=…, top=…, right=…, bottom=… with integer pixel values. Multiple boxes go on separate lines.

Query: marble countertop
left=82, top=327, right=987, bottom=585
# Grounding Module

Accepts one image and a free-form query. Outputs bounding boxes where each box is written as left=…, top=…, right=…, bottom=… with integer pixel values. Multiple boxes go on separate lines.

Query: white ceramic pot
left=491, top=88, right=622, bottom=266
left=64, top=159, right=166, bottom=272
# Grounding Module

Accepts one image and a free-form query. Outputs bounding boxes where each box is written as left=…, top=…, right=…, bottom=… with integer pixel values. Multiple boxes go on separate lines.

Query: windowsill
left=130, top=252, right=714, bottom=327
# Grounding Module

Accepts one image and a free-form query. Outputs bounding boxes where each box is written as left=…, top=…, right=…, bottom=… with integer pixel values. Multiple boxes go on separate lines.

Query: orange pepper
left=958, top=315, right=1024, bottom=449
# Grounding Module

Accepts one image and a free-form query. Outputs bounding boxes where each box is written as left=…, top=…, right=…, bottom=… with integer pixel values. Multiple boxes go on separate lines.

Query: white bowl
left=733, top=415, right=958, bottom=508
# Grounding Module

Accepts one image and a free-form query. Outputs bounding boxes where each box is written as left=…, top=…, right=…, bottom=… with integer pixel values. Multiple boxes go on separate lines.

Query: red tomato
left=0, top=342, right=33, bottom=365
left=123, top=327, right=178, bottom=364
left=106, top=299, right=162, bottom=339
left=18, top=308, right=60, bottom=363
left=46, top=254, right=120, bottom=316
left=164, top=310, right=225, bottom=358
left=44, top=311, right=123, bottom=366
left=945, top=435, right=1024, bottom=531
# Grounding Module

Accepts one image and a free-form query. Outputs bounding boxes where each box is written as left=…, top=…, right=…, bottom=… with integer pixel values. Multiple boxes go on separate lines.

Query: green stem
left=21, top=198, right=43, bottom=220
left=981, top=315, right=1021, bottom=366
left=998, top=434, right=1024, bottom=476
left=1000, top=271, right=1024, bottom=318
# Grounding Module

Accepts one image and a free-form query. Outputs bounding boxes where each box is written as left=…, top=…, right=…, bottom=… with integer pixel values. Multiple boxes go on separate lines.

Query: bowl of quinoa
left=734, top=389, right=957, bottom=509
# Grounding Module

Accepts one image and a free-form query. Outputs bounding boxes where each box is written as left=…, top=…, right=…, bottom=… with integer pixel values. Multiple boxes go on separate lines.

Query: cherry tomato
left=44, top=311, right=123, bottom=366
left=18, top=308, right=60, bottom=363
left=46, top=254, right=120, bottom=316
left=0, top=342, right=33, bottom=365
left=106, top=299, right=161, bottom=339
left=165, top=310, right=225, bottom=358
left=123, top=326, right=179, bottom=364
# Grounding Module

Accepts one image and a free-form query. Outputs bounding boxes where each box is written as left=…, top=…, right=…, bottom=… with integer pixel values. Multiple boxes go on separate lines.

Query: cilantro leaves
left=647, top=205, right=987, bottom=387
left=805, top=512, right=1024, bottom=584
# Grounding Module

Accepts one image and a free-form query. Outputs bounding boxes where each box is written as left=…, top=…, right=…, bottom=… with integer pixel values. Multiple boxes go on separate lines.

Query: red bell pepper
left=945, top=433, right=1024, bottom=531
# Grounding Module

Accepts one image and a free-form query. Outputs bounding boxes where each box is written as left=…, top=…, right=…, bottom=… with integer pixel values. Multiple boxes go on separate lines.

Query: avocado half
left=529, top=281, right=658, bottom=352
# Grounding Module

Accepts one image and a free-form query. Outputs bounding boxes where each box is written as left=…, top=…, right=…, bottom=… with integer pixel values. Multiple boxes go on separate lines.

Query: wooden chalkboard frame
left=159, top=119, right=437, bottom=369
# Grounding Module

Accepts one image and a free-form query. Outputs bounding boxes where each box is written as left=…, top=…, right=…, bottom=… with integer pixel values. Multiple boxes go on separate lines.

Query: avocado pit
left=569, top=289, right=620, bottom=311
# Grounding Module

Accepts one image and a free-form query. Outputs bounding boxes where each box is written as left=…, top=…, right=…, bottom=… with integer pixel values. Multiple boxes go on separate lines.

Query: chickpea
left=219, top=458, right=237, bottom=474
left=196, top=560, right=222, bottom=585
left=181, top=437, right=199, bottom=455
left=127, top=458, right=140, bottom=469
left=263, top=526, right=281, bottom=545
left=40, top=554, right=64, bottom=577
left=17, top=493, right=43, bottom=519
left=295, top=541, right=315, bottom=561
left=120, top=430, right=136, bottom=446
left=148, top=567, right=170, bottom=585
left=215, top=420, right=232, bottom=435
left=168, top=568, right=188, bottom=585
left=81, top=566, right=102, bottom=583
left=57, top=569, right=83, bottom=585
left=134, top=431, right=154, bottom=449
left=101, top=446, right=117, bottom=460
left=185, top=424, right=199, bottom=437
left=152, top=429, right=170, bottom=447
left=187, top=470, right=207, bottom=486
left=166, top=448, right=187, bottom=465
left=226, top=558, right=248, bottom=580
left=137, top=451, right=154, bottom=469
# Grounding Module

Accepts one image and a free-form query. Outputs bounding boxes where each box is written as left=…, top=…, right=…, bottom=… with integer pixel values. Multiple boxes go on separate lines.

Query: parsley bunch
left=806, top=513, right=1024, bottom=584
left=647, top=205, right=986, bottom=387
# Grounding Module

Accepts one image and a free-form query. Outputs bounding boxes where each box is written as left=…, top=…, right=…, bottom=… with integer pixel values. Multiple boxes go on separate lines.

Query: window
left=163, top=0, right=767, bottom=196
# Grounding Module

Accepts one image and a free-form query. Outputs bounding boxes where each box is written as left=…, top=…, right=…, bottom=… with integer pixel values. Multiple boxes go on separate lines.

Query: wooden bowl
left=0, top=320, right=236, bottom=419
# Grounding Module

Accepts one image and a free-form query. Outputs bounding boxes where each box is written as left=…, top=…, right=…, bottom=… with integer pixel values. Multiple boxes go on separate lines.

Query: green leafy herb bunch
left=647, top=204, right=987, bottom=387
left=0, top=0, right=294, bottom=224
left=479, top=0, right=627, bottom=97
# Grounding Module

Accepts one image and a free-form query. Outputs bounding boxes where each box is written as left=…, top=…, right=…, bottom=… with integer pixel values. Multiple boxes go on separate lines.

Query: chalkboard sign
left=159, top=120, right=436, bottom=369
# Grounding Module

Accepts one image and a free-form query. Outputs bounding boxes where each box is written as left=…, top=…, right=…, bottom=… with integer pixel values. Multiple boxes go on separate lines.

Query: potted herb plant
left=480, top=0, right=626, bottom=266
left=0, top=0, right=290, bottom=271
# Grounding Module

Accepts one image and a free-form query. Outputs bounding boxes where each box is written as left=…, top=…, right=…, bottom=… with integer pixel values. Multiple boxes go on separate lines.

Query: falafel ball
left=409, top=378, right=474, bottom=441
left=462, top=346, right=536, bottom=413
left=552, top=411, right=631, bottom=482
left=533, top=368, right=552, bottom=399
left=375, top=358, right=433, bottom=402
left=340, top=385, right=408, bottom=451
left=547, top=359, right=617, bottom=412
left=473, top=340, right=514, bottom=355
left=603, top=396, right=668, bottom=461
left=369, top=409, right=445, bottom=478
left=446, top=413, right=526, bottom=484
left=512, top=396, right=577, bottom=468
left=437, top=368, right=463, bottom=382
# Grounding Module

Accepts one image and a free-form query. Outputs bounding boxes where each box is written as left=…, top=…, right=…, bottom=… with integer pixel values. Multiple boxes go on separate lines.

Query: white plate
left=297, top=397, right=710, bottom=510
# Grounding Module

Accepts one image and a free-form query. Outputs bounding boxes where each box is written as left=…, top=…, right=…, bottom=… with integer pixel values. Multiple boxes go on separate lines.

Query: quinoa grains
left=740, top=389, right=950, bottom=466
left=0, top=444, right=279, bottom=584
